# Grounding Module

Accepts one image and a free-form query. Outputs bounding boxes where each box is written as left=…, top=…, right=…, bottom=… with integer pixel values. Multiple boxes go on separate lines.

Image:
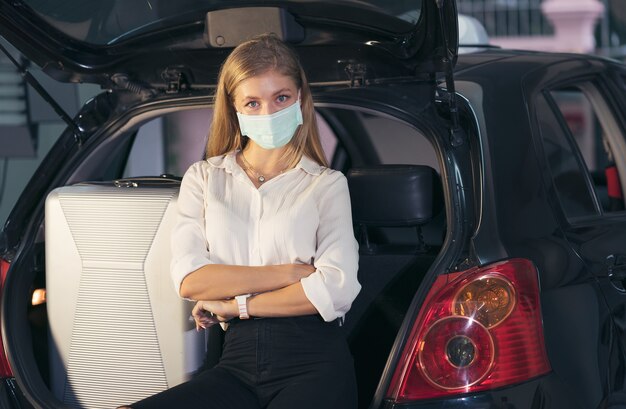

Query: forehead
left=234, top=70, right=298, bottom=99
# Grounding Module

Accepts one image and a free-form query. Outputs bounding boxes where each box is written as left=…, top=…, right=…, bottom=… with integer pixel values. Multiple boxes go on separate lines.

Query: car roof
left=454, top=48, right=622, bottom=77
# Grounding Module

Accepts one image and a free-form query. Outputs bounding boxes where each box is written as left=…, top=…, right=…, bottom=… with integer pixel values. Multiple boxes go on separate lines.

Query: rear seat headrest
left=346, top=165, right=443, bottom=227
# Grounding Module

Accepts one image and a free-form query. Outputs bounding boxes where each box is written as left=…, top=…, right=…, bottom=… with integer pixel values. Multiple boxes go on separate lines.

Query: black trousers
left=130, top=315, right=357, bottom=409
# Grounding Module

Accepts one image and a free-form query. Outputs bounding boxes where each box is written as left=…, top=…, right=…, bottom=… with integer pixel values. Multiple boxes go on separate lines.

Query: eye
left=245, top=100, right=259, bottom=109
left=276, top=94, right=290, bottom=103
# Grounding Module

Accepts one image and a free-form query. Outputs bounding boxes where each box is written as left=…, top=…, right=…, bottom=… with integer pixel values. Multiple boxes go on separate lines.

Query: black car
left=1, top=0, right=626, bottom=408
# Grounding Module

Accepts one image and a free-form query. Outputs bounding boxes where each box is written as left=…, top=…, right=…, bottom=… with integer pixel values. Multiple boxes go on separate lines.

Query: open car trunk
left=0, top=1, right=466, bottom=407
left=2, top=82, right=451, bottom=408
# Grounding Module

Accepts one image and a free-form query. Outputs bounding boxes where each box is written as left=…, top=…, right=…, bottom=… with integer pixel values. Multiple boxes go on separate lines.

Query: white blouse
left=170, top=151, right=360, bottom=322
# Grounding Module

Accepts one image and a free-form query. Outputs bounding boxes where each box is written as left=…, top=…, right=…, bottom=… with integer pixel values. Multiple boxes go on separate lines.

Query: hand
left=192, top=299, right=238, bottom=330
left=192, top=301, right=220, bottom=330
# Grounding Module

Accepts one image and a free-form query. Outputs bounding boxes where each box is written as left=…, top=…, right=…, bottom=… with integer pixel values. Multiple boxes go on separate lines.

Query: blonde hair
left=206, top=34, right=328, bottom=168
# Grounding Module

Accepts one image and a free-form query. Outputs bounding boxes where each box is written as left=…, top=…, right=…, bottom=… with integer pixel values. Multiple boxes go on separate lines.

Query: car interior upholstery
left=345, top=165, right=445, bottom=406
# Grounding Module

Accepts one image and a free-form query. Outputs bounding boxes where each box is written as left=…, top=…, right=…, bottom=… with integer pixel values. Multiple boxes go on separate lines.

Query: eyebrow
left=272, top=88, right=293, bottom=96
left=240, top=88, right=293, bottom=101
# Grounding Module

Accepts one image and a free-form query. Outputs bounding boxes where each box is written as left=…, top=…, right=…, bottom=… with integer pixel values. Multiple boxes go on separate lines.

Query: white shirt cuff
left=170, top=255, right=213, bottom=296
left=301, top=272, right=339, bottom=322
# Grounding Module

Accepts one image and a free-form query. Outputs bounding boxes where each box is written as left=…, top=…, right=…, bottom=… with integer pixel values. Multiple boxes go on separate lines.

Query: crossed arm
left=174, top=163, right=359, bottom=329
left=181, top=263, right=319, bottom=329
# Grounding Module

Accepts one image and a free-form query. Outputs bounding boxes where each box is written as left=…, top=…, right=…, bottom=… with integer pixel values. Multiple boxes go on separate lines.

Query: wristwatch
left=235, top=294, right=252, bottom=319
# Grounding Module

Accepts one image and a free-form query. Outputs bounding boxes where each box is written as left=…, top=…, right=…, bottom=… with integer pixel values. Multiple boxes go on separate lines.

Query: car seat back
left=345, top=165, right=444, bottom=332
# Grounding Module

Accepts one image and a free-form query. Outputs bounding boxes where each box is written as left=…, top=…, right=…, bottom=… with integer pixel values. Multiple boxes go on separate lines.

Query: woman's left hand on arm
left=192, top=299, right=238, bottom=330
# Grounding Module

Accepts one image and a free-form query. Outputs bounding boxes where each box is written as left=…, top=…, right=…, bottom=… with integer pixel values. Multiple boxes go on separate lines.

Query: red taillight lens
left=419, top=316, right=495, bottom=390
left=0, top=258, right=13, bottom=377
left=387, top=258, right=550, bottom=401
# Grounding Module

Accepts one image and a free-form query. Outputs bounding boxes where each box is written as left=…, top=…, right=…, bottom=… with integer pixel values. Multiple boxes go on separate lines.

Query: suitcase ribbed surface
left=56, top=189, right=176, bottom=409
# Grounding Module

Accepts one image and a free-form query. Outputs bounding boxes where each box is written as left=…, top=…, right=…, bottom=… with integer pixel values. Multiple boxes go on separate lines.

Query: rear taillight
left=0, top=258, right=13, bottom=377
left=387, top=258, right=550, bottom=401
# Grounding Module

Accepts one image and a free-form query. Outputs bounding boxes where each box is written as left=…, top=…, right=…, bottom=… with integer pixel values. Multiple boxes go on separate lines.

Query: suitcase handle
left=114, top=180, right=139, bottom=188
left=77, top=175, right=182, bottom=188
left=113, top=175, right=182, bottom=187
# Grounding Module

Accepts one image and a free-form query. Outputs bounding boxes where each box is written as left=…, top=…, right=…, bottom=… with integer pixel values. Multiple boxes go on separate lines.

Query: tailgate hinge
left=342, top=61, right=368, bottom=87
left=161, top=68, right=189, bottom=94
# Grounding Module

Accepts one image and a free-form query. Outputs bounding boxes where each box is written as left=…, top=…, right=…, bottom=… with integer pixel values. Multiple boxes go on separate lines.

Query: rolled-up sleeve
left=170, top=162, right=214, bottom=295
left=301, top=172, right=360, bottom=322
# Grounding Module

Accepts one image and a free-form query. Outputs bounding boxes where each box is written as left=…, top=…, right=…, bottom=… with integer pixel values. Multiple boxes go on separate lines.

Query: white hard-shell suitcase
left=45, top=178, right=205, bottom=409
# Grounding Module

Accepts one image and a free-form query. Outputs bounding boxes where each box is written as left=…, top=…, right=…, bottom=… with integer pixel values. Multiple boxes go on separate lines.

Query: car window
left=123, top=109, right=211, bottom=178
left=364, top=113, right=438, bottom=169
left=536, top=82, right=626, bottom=220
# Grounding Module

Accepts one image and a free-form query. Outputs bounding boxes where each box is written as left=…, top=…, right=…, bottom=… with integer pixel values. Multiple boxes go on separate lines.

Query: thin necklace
left=240, top=152, right=288, bottom=184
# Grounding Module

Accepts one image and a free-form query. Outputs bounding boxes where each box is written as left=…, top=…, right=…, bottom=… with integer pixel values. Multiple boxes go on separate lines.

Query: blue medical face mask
left=236, top=100, right=303, bottom=150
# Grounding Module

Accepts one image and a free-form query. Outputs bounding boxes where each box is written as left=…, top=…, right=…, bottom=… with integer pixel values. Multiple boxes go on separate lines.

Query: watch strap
left=235, top=294, right=251, bottom=319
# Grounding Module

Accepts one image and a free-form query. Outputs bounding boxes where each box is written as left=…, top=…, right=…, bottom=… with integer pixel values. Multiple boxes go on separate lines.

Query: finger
left=204, top=316, right=220, bottom=325
left=192, top=302, right=203, bottom=317
left=195, top=317, right=204, bottom=331
left=196, top=319, right=210, bottom=331
left=197, top=318, right=219, bottom=330
left=197, top=316, right=219, bottom=328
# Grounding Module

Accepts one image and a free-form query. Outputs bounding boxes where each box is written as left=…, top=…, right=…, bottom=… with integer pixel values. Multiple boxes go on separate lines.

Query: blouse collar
left=207, top=151, right=324, bottom=176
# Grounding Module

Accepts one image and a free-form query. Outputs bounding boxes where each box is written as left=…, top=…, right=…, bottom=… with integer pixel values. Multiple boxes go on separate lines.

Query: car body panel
left=448, top=51, right=626, bottom=408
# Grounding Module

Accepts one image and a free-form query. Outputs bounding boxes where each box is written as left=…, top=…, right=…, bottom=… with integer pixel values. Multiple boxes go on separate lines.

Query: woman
left=119, top=34, right=360, bottom=409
